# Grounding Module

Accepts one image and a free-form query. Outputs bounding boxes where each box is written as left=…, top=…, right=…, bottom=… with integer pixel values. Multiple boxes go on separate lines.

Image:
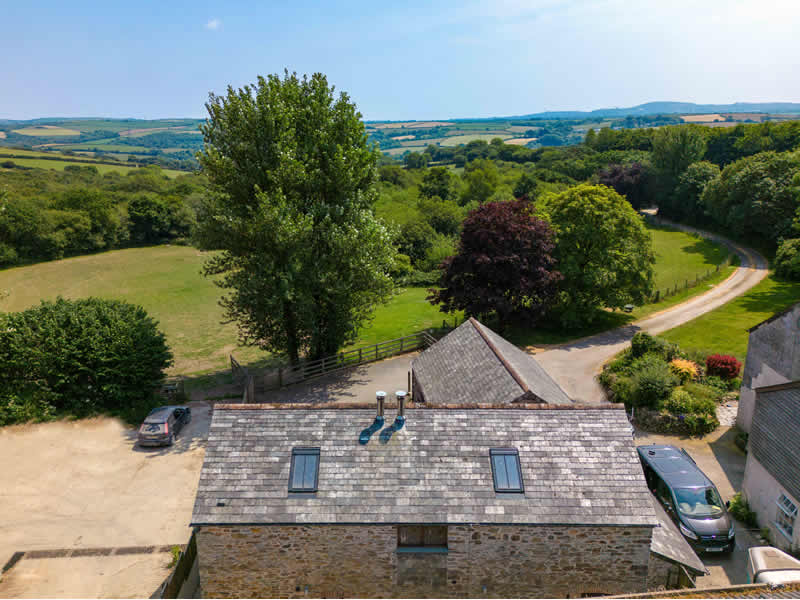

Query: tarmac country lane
left=534, top=222, right=769, bottom=403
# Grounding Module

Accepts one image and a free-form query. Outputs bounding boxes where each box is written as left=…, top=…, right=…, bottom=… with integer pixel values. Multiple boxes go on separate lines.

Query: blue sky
left=2, top=0, right=799, bottom=120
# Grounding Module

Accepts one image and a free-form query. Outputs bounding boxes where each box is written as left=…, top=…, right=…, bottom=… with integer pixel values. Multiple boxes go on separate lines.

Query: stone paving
left=717, top=399, right=738, bottom=427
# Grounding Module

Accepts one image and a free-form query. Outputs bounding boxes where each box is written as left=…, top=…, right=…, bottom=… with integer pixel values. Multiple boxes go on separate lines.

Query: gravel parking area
left=0, top=402, right=210, bottom=598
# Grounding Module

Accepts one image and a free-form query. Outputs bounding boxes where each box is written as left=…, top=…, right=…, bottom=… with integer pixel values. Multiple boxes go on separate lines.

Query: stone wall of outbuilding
left=196, top=523, right=653, bottom=598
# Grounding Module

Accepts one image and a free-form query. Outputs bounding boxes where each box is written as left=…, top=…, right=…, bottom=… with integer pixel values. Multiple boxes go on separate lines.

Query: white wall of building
left=742, top=455, right=799, bottom=552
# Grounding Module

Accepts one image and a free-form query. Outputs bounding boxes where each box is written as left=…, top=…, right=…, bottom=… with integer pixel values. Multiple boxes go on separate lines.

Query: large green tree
left=196, top=72, right=395, bottom=363
left=651, top=125, right=707, bottom=202
left=702, top=150, right=800, bottom=244
left=540, top=184, right=655, bottom=327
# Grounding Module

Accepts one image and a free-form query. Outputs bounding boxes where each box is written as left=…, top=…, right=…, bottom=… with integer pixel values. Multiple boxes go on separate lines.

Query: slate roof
left=191, top=403, right=657, bottom=528
left=751, top=381, right=800, bottom=502
left=650, top=498, right=706, bottom=576
left=411, top=318, right=572, bottom=405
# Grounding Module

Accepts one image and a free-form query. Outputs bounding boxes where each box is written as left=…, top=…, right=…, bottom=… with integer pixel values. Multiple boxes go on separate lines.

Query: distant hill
left=517, top=101, right=800, bottom=120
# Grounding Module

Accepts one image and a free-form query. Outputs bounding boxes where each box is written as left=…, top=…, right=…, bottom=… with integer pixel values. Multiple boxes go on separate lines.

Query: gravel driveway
left=0, top=402, right=211, bottom=598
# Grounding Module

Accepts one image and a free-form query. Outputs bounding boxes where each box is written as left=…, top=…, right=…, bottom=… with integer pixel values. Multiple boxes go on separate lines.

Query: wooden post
left=359, top=348, right=363, bottom=363
left=278, top=368, right=283, bottom=387
left=408, top=371, right=411, bottom=398
left=375, top=345, right=379, bottom=360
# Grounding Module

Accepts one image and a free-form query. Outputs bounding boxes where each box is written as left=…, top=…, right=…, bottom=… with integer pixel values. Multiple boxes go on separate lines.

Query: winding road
left=534, top=219, right=769, bottom=403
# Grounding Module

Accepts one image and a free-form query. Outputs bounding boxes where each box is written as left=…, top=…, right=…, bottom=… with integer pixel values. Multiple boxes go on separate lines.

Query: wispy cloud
left=205, top=18, right=221, bottom=31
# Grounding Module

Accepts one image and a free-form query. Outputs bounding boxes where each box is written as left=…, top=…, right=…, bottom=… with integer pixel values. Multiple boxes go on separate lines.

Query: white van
left=748, top=546, right=800, bottom=584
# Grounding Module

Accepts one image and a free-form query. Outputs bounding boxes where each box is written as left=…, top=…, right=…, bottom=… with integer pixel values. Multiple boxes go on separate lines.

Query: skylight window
left=289, top=447, right=320, bottom=492
left=490, top=448, right=524, bottom=493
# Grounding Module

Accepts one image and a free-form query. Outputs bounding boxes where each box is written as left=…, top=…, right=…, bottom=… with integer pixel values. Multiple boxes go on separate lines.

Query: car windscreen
left=674, top=486, right=725, bottom=517
left=141, top=421, right=166, bottom=432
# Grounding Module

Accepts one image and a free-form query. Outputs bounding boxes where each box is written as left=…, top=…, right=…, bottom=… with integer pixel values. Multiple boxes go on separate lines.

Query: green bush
left=729, top=492, right=758, bottom=527
left=775, top=238, right=800, bottom=281
left=683, top=381, right=724, bottom=403
left=631, top=361, right=678, bottom=408
left=683, top=412, right=720, bottom=436
left=0, top=297, right=173, bottom=424
left=631, top=332, right=678, bottom=361
left=630, top=352, right=668, bottom=374
left=611, top=376, right=636, bottom=405
left=606, top=348, right=633, bottom=373
left=400, top=270, right=441, bottom=287
left=664, top=388, right=717, bottom=416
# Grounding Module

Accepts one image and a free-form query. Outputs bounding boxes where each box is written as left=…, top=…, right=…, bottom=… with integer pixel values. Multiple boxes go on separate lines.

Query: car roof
left=637, top=444, right=712, bottom=488
left=144, top=406, right=181, bottom=421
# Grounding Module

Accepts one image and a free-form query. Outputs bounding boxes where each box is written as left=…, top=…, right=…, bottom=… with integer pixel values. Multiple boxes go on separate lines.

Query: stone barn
left=191, top=402, right=658, bottom=598
left=411, top=317, right=572, bottom=405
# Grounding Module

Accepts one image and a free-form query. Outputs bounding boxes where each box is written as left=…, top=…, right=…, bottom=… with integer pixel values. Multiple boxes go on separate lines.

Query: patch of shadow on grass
left=735, top=276, right=800, bottom=316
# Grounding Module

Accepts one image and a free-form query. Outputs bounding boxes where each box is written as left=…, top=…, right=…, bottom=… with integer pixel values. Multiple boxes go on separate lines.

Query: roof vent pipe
left=359, top=391, right=387, bottom=445
left=376, top=391, right=386, bottom=420
left=395, top=390, right=407, bottom=425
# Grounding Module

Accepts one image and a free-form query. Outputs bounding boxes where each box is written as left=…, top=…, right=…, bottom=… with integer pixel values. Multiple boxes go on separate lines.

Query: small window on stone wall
left=397, top=526, right=447, bottom=550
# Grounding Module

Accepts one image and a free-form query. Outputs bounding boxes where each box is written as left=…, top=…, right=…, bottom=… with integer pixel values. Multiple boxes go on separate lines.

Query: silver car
left=137, top=406, right=191, bottom=447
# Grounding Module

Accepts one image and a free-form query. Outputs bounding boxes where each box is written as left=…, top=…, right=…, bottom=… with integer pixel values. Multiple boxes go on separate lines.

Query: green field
left=0, top=246, right=451, bottom=376
left=59, top=143, right=152, bottom=152
left=0, top=147, right=100, bottom=160
left=661, top=274, right=800, bottom=360
left=0, top=220, right=736, bottom=377
left=0, top=150, right=185, bottom=177
left=12, top=126, right=80, bottom=136
left=441, top=133, right=512, bottom=146
left=649, top=226, right=731, bottom=292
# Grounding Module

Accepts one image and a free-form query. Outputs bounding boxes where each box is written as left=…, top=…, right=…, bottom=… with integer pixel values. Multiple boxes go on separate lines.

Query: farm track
left=533, top=219, right=769, bottom=403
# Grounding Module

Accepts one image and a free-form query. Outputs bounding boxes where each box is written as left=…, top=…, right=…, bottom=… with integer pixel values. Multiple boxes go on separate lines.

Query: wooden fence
left=649, top=253, right=733, bottom=304
left=230, top=329, right=442, bottom=398
left=274, top=331, right=438, bottom=387
left=159, top=531, right=197, bottom=598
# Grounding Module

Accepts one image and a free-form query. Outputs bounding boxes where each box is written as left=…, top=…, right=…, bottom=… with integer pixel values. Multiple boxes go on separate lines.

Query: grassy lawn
left=506, top=263, right=739, bottom=347
left=0, top=247, right=450, bottom=377
left=649, top=225, right=731, bottom=292
left=350, top=287, right=460, bottom=348
left=660, top=274, right=800, bottom=361
left=0, top=222, right=740, bottom=378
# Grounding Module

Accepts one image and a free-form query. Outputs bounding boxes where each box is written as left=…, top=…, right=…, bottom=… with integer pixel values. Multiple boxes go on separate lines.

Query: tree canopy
left=540, top=184, right=655, bottom=327
left=428, top=199, right=561, bottom=331
left=0, top=297, right=172, bottom=425
left=196, top=71, right=396, bottom=363
left=702, top=150, right=800, bottom=243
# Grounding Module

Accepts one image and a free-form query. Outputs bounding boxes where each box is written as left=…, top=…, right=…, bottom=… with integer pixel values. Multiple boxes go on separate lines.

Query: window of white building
left=775, top=493, right=797, bottom=539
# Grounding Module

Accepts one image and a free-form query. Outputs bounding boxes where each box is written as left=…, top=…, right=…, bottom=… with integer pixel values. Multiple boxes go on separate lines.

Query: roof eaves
left=755, top=380, right=800, bottom=395
left=213, top=402, right=626, bottom=411
left=747, top=302, right=800, bottom=333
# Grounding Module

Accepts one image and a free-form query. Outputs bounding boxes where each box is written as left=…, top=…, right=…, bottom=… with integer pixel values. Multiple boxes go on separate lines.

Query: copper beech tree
left=428, top=199, right=561, bottom=332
